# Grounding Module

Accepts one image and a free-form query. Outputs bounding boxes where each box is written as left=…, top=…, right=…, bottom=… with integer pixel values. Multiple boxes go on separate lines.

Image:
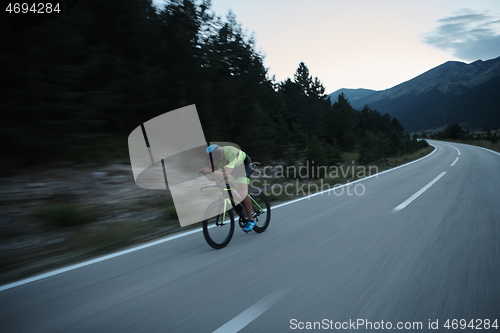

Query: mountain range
left=329, top=56, right=500, bottom=133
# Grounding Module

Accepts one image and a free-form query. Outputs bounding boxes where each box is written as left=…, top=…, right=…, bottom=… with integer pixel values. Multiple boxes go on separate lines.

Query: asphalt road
left=1, top=140, right=499, bottom=332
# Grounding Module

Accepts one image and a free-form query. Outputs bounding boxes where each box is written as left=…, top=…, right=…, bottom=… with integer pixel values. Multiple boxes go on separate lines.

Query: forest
left=1, top=0, right=428, bottom=171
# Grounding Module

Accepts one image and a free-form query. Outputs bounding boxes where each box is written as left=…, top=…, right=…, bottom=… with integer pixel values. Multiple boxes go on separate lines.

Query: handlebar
left=199, top=170, right=226, bottom=192
left=200, top=170, right=219, bottom=182
left=200, top=163, right=257, bottom=191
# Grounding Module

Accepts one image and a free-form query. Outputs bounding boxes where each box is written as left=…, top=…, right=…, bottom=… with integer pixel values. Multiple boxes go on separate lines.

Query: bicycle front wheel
left=250, top=193, right=271, bottom=233
left=202, top=201, right=235, bottom=249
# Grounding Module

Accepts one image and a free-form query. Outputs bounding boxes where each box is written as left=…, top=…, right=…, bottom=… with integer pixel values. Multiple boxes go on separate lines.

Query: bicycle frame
left=200, top=163, right=264, bottom=224
left=221, top=190, right=266, bottom=223
left=201, top=184, right=265, bottom=224
left=201, top=163, right=271, bottom=248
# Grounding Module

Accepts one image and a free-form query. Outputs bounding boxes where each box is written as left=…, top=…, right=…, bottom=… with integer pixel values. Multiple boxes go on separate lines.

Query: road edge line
left=432, top=140, right=500, bottom=157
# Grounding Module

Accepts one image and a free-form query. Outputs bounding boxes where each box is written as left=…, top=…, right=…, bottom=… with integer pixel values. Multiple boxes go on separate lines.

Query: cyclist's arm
left=200, top=166, right=234, bottom=178
left=210, top=167, right=234, bottom=179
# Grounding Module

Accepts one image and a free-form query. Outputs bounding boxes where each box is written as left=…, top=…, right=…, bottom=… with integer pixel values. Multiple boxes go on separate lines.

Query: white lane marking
left=450, top=157, right=459, bottom=166
left=393, top=172, right=447, bottom=212
left=0, top=228, right=203, bottom=292
left=443, top=143, right=461, bottom=155
left=0, top=144, right=439, bottom=292
left=213, top=290, right=285, bottom=333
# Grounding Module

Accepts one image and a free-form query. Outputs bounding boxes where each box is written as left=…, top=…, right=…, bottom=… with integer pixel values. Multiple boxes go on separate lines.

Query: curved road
left=1, top=140, right=499, bottom=332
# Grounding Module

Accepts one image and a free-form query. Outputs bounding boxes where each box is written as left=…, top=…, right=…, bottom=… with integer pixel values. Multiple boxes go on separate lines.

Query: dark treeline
left=1, top=0, right=427, bottom=169
left=425, top=123, right=499, bottom=143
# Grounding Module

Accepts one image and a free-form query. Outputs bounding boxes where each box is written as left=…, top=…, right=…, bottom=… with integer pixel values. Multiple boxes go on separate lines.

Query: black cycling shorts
left=244, top=155, right=253, bottom=179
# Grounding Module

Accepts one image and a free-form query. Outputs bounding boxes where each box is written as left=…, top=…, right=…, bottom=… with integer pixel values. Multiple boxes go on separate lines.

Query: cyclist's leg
left=241, top=186, right=253, bottom=220
left=240, top=157, right=256, bottom=231
left=226, top=174, right=244, bottom=203
left=242, top=155, right=254, bottom=220
left=227, top=155, right=253, bottom=210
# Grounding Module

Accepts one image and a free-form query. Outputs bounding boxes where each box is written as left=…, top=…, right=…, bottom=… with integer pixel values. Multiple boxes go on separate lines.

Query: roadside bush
left=162, top=205, right=178, bottom=220
left=358, top=131, right=390, bottom=164
left=35, top=203, right=98, bottom=228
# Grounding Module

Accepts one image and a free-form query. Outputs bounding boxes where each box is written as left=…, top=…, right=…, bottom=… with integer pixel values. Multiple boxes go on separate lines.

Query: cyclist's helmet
left=206, top=144, right=223, bottom=161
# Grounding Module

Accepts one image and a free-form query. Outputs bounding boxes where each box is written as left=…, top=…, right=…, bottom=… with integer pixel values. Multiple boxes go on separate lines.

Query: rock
left=91, top=172, right=108, bottom=179
left=26, top=183, right=47, bottom=188
left=45, top=238, right=67, bottom=246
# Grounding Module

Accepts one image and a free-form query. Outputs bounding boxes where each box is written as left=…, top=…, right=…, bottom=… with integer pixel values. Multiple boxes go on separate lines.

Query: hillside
left=328, top=88, right=377, bottom=103
left=330, top=56, right=500, bottom=132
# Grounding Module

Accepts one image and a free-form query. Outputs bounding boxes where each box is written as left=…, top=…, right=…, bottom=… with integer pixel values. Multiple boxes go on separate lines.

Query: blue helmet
left=206, top=144, right=222, bottom=161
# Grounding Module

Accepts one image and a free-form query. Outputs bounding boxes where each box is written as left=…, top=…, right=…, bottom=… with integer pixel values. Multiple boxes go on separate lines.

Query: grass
left=0, top=214, right=185, bottom=285
left=439, top=139, right=500, bottom=153
left=376, top=146, right=434, bottom=171
left=252, top=146, right=434, bottom=200
left=35, top=203, right=99, bottom=229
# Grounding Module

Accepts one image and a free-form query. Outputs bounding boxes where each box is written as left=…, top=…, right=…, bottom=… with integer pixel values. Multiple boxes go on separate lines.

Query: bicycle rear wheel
left=250, top=193, right=271, bottom=233
left=202, top=201, right=235, bottom=249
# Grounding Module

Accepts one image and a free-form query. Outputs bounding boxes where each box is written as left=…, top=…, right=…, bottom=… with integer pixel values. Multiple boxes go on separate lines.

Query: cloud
left=423, top=9, right=500, bottom=61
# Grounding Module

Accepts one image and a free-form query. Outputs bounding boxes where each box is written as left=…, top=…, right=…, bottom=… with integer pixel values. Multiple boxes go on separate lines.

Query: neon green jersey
left=212, top=146, right=249, bottom=184
left=221, top=146, right=247, bottom=169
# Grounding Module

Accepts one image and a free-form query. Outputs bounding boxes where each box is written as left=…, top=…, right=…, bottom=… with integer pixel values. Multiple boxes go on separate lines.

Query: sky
left=153, top=0, right=500, bottom=93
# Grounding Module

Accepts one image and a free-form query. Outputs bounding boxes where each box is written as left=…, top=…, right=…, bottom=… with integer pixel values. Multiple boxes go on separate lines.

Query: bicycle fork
left=216, top=199, right=232, bottom=226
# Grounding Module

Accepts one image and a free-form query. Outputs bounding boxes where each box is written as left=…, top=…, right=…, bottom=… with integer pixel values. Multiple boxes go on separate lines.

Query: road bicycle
left=200, top=165, right=271, bottom=249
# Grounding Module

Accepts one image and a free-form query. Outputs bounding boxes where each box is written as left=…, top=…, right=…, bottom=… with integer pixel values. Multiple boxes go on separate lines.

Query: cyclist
left=200, top=144, right=256, bottom=232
